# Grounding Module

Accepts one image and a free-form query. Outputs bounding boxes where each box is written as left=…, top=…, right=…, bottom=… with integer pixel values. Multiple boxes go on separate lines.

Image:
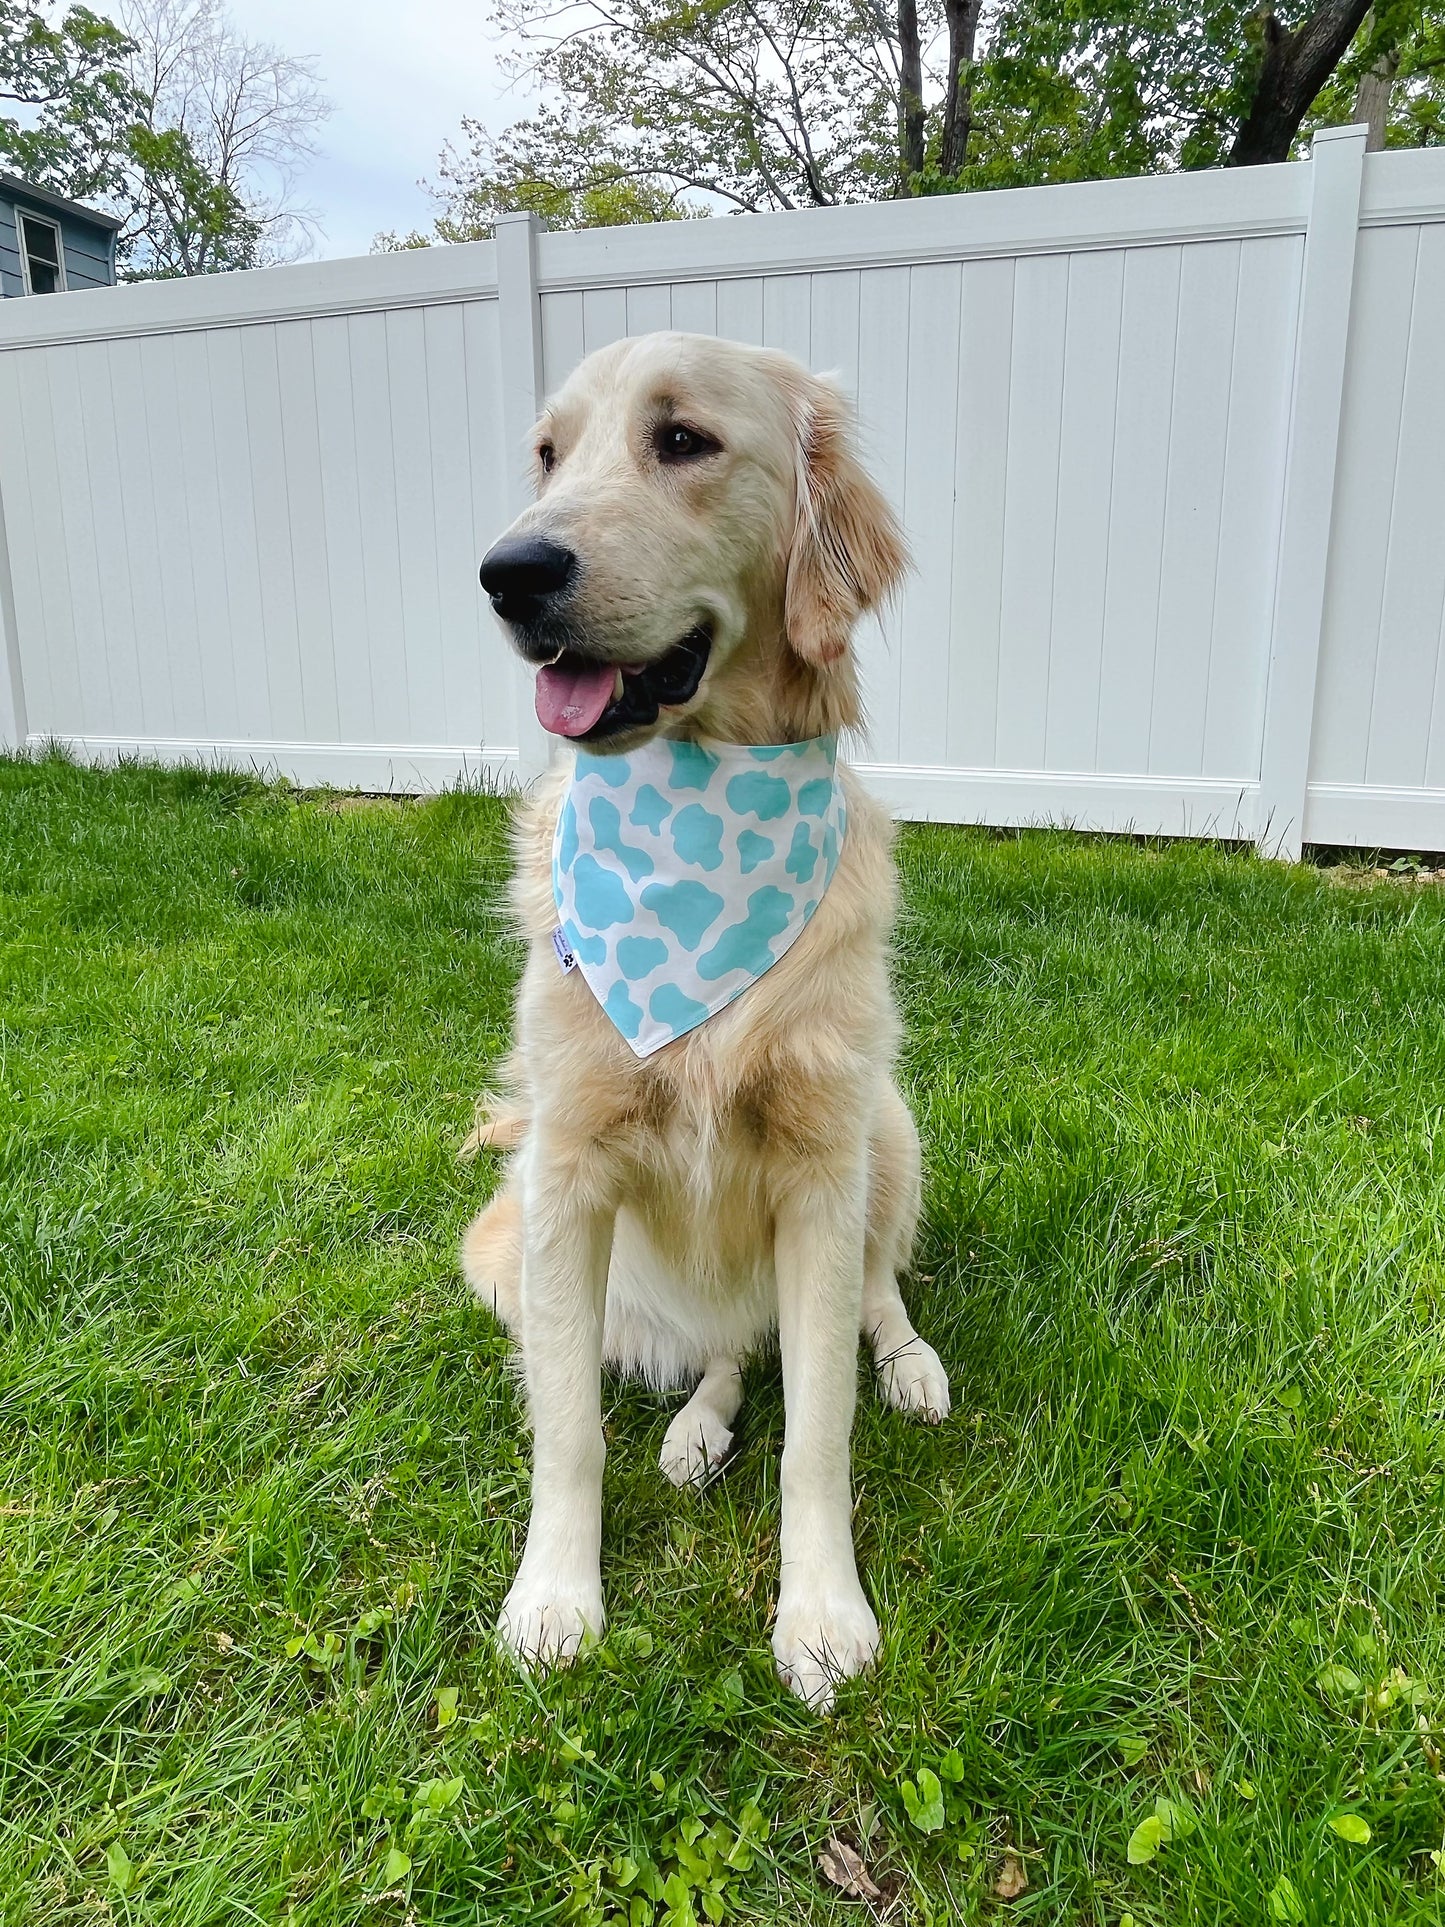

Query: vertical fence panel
left=1148, top=240, right=1240, bottom=780
left=494, top=212, right=549, bottom=781
left=386, top=306, right=446, bottom=742
left=1308, top=231, right=1414, bottom=792
left=239, top=324, right=307, bottom=738
left=582, top=286, right=628, bottom=354
left=310, top=313, right=374, bottom=742
left=1257, top=123, right=1368, bottom=855
left=272, top=320, right=340, bottom=743
left=0, top=392, right=25, bottom=747
left=540, top=290, right=585, bottom=396
left=15, top=351, right=80, bottom=732
left=853, top=265, right=912, bottom=761
left=172, top=327, right=241, bottom=738
left=461, top=297, right=516, bottom=756
left=423, top=301, right=487, bottom=748
left=46, top=344, right=114, bottom=735
left=761, top=274, right=811, bottom=362
left=1096, top=246, right=1182, bottom=777
left=1202, top=235, right=1302, bottom=782
left=114, top=332, right=184, bottom=735
left=669, top=282, right=718, bottom=335
left=348, top=311, right=411, bottom=739
left=948, top=255, right=1014, bottom=771
left=715, top=277, right=764, bottom=344
left=807, top=269, right=861, bottom=388
left=1314, top=219, right=1445, bottom=818
left=204, top=327, right=272, bottom=742
left=71, top=340, right=140, bottom=734
left=1360, top=229, right=1445, bottom=791
left=1045, top=249, right=1124, bottom=773
left=626, top=283, right=672, bottom=334
left=139, top=332, right=211, bottom=736
left=995, top=253, right=1069, bottom=771
left=896, top=263, right=962, bottom=769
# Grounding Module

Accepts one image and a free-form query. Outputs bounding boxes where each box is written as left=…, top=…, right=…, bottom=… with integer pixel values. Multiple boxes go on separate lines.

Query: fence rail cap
left=0, top=237, right=500, bottom=351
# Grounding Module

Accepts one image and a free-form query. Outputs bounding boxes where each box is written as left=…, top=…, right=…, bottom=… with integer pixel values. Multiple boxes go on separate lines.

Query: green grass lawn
left=2, top=752, right=1444, bottom=1927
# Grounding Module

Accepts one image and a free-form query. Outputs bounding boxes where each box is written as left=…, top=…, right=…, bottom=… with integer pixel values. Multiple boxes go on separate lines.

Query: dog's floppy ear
left=783, top=374, right=907, bottom=665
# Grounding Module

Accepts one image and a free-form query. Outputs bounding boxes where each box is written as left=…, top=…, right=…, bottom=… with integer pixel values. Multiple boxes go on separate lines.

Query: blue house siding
left=0, top=200, right=23, bottom=299
left=0, top=177, right=119, bottom=297
left=60, top=217, right=116, bottom=289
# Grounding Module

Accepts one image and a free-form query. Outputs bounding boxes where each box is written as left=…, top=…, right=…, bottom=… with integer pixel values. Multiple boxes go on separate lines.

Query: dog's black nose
left=479, top=535, right=576, bottom=623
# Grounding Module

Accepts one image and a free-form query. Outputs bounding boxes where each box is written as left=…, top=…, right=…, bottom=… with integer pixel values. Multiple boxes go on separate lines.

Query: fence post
left=1255, top=124, right=1367, bottom=860
left=493, top=209, right=551, bottom=788
left=0, top=477, right=26, bottom=754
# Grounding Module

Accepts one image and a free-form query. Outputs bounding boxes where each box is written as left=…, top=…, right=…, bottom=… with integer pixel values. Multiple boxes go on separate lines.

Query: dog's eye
left=656, top=423, right=718, bottom=465
left=537, top=442, right=556, bottom=474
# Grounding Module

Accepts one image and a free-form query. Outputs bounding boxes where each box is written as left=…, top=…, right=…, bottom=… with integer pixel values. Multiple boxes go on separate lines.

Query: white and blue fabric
left=552, top=734, right=848, bottom=1057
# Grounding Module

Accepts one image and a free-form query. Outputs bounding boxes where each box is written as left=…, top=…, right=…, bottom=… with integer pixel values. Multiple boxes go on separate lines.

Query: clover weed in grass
left=2, top=751, right=1444, bottom=1923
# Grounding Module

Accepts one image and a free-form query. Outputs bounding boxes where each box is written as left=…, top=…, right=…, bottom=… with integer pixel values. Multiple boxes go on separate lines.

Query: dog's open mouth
left=533, top=626, right=712, bottom=742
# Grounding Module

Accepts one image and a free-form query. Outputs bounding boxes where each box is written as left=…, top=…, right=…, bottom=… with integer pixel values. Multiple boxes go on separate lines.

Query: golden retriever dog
left=462, top=331, right=949, bottom=1708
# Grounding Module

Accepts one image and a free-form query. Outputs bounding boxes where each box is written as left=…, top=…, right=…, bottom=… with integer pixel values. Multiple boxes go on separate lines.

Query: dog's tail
left=458, top=1092, right=527, bottom=1159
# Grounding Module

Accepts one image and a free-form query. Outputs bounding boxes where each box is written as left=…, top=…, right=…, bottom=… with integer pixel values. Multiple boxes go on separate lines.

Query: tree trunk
left=1354, top=47, right=1399, bottom=150
left=940, top=0, right=981, bottom=178
left=897, top=0, right=925, bottom=192
left=1228, top=0, right=1374, bottom=166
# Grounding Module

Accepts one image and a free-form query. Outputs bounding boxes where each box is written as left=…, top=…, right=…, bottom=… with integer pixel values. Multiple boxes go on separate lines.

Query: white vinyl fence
left=1, top=126, right=1443, bottom=856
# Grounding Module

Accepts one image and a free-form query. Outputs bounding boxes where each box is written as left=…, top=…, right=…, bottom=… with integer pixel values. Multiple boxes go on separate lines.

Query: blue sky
left=228, top=0, right=521, bottom=259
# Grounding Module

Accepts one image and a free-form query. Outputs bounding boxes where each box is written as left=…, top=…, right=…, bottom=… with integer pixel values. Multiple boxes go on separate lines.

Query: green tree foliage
left=123, top=118, right=258, bottom=273
left=950, top=0, right=1366, bottom=187
left=375, top=124, right=691, bottom=249
left=382, top=0, right=917, bottom=248
left=959, top=0, right=1442, bottom=185
left=1305, top=1, right=1445, bottom=148
left=1, top=0, right=326, bottom=277
left=395, top=0, right=1440, bottom=248
left=0, top=0, right=137, bottom=197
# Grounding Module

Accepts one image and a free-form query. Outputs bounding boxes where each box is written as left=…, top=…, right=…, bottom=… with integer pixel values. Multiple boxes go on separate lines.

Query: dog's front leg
left=497, top=1143, right=613, bottom=1670
left=772, top=1155, right=879, bottom=1709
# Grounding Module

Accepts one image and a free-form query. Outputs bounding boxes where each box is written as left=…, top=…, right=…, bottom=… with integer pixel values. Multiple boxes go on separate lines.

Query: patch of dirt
left=1318, top=864, right=1444, bottom=888
left=311, top=793, right=417, bottom=813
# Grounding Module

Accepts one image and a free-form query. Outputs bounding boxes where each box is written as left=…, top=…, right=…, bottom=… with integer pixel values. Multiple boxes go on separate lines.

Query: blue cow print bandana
left=552, top=734, right=848, bottom=1057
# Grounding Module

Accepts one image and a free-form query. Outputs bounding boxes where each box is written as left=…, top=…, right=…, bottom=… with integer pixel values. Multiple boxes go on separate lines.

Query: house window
left=19, top=213, right=66, bottom=295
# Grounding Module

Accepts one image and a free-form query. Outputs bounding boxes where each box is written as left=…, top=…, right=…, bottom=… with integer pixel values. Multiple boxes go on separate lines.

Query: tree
left=400, top=0, right=1428, bottom=245
left=121, top=117, right=257, bottom=271
left=939, top=0, right=984, bottom=174
left=937, top=3, right=1202, bottom=189
left=395, top=0, right=939, bottom=242
left=0, top=1, right=136, bottom=198
left=940, top=1, right=1438, bottom=186
left=114, top=0, right=328, bottom=275
left=1305, top=1, right=1445, bottom=148
left=2, top=1, right=327, bottom=277
left=375, top=121, right=693, bottom=248
left=387, top=0, right=1000, bottom=243
left=1228, top=0, right=1374, bottom=162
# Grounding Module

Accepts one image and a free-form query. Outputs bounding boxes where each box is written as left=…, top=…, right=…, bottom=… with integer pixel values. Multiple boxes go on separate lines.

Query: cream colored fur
left=461, top=333, right=949, bottom=1708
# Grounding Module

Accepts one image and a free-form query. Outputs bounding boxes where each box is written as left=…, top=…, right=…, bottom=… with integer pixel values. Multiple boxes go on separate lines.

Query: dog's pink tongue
left=534, top=659, right=615, bottom=737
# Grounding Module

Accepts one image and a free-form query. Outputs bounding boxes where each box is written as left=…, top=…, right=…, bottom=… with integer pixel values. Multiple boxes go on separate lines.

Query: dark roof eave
left=0, top=173, right=125, bottom=233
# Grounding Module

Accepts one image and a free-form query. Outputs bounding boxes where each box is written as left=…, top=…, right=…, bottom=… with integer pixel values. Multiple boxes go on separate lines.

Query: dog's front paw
left=659, top=1404, right=734, bottom=1486
left=772, top=1579, right=879, bottom=1711
left=877, top=1335, right=951, bottom=1423
left=497, top=1566, right=603, bottom=1672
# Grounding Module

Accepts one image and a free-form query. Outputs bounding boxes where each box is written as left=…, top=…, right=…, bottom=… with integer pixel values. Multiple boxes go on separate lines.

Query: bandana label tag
left=552, top=926, right=577, bottom=973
